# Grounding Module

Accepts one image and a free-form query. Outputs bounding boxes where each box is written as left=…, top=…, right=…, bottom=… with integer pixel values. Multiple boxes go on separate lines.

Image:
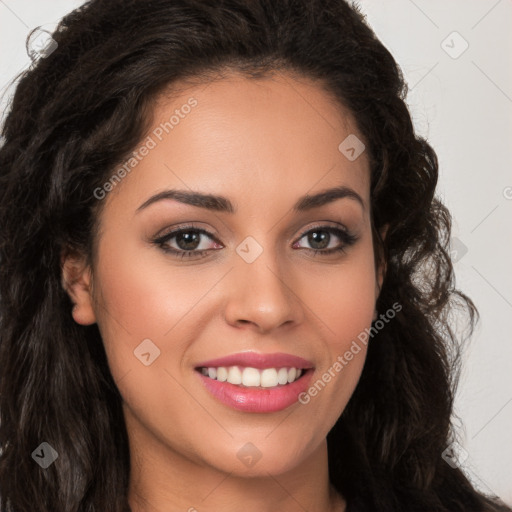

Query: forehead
left=104, top=71, right=370, bottom=215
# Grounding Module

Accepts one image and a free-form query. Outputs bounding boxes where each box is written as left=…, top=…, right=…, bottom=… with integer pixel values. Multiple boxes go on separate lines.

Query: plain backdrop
left=1, top=0, right=511, bottom=504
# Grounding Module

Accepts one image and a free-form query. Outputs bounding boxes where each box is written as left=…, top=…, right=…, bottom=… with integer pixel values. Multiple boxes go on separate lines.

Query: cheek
left=305, top=238, right=377, bottom=346
left=90, top=233, right=214, bottom=378
left=295, top=238, right=376, bottom=418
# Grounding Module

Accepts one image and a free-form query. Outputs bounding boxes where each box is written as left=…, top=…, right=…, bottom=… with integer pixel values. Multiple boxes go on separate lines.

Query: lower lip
left=196, top=369, right=314, bottom=413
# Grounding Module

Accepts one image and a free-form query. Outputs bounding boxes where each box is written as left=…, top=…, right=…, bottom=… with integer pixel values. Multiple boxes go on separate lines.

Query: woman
left=0, top=0, right=509, bottom=511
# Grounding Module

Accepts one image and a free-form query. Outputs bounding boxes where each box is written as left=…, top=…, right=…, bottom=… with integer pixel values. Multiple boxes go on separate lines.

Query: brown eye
left=174, top=231, right=202, bottom=250
left=293, top=226, right=358, bottom=255
left=153, top=226, right=222, bottom=259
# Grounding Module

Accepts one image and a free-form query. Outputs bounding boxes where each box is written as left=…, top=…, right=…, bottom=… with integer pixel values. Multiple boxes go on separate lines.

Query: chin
left=201, top=438, right=314, bottom=478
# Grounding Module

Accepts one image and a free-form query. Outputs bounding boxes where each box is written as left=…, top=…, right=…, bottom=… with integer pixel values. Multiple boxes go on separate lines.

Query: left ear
left=61, top=247, right=97, bottom=326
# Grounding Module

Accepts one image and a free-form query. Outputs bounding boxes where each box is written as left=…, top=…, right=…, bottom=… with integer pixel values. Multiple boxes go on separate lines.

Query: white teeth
left=260, top=368, right=278, bottom=387
left=277, top=367, right=289, bottom=385
left=227, top=366, right=242, bottom=385
left=216, top=367, right=228, bottom=382
left=242, top=367, right=260, bottom=387
left=200, top=366, right=305, bottom=387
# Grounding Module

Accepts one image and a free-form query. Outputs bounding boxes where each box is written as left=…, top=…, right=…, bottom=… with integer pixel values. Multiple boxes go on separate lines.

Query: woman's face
left=67, top=71, right=383, bottom=479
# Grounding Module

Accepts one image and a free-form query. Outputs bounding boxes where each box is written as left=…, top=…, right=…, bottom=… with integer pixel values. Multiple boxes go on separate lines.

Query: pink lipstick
left=194, top=351, right=314, bottom=413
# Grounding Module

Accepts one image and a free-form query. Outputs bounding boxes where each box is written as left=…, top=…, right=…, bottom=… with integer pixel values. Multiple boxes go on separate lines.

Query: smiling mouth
left=196, top=366, right=307, bottom=388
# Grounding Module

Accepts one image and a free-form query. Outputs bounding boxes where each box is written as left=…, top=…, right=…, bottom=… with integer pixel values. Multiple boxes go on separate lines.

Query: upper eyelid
left=155, top=226, right=219, bottom=243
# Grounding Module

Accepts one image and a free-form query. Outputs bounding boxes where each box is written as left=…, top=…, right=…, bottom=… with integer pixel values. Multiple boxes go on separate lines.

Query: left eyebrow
left=135, top=185, right=365, bottom=214
left=293, top=185, right=365, bottom=213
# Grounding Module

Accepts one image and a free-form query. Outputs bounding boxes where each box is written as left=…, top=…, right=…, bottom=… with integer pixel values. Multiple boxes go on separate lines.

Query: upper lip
left=195, top=351, right=314, bottom=370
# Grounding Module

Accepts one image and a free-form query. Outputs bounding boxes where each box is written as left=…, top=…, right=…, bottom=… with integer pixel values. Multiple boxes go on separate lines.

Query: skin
left=63, top=70, right=385, bottom=512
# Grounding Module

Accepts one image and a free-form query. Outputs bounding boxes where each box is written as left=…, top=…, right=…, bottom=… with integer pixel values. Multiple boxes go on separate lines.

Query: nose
left=223, top=247, right=304, bottom=333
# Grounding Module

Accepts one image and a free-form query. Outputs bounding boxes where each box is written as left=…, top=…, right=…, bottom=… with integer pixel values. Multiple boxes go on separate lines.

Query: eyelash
left=152, top=223, right=358, bottom=259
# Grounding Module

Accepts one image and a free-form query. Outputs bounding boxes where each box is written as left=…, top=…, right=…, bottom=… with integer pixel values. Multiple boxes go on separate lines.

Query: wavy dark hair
left=0, top=0, right=509, bottom=511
